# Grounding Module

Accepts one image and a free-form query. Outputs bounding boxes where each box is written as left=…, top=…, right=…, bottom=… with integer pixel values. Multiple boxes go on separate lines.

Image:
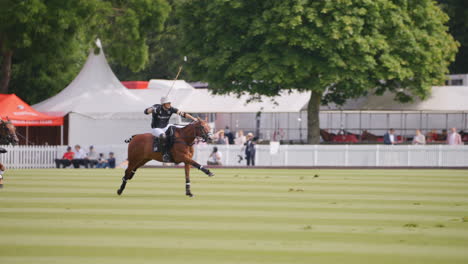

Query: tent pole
left=61, top=125, right=64, bottom=145
left=26, top=126, right=29, bottom=145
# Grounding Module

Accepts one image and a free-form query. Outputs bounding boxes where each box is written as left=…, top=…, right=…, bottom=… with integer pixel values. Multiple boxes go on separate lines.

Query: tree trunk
left=0, top=50, right=13, bottom=94
left=307, top=91, right=321, bottom=144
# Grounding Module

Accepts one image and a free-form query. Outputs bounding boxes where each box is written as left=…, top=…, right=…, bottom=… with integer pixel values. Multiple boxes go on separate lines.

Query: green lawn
left=1, top=168, right=468, bottom=264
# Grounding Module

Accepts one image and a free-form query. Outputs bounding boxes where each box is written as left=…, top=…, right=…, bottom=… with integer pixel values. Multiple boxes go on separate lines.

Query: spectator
left=72, top=145, right=88, bottom=168
left=235, top=130, right=246, bottom=145
left=86, top=145, right=99, bottom=168
left=96, top=153, right=106, bottom=168
left=207, top=147, right=222, bottom=165
left=447, top=127, right=463, bottom=145
left=55, top=146, right=74, bottom=168
left=440, top=129, right=448, bottom=141
left=103, top=152, right=116, bottom=168
left=245, top=132, right=256, bottom=166
left=383, top=129, right=396, bottom=145
left=225, top=126, right=235, bottom=144
left=214, top=130, right=228, bottom=145
left=412, top=129, right=426, bottom=145
left=426, top=129, right=438, bottom=142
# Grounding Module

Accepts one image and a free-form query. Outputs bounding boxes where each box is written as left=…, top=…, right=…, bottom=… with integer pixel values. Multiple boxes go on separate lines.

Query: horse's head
left=0, top=118, right=19, bottom=145
left=194, top=117, right=212, bottom=142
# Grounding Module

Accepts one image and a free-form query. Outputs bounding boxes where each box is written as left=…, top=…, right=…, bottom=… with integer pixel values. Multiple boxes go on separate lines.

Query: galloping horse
left=0, top=118, right=19, bottom=187
left=117, top=118, right=214, bottom=197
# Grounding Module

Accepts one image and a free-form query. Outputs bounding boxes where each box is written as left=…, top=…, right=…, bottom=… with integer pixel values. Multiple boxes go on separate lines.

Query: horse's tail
left=125, top=135, right=136, bottom=144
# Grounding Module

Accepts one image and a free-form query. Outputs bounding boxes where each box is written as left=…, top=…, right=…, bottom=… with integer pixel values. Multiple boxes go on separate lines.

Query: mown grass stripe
left=1, top=168, right=467, bottom=264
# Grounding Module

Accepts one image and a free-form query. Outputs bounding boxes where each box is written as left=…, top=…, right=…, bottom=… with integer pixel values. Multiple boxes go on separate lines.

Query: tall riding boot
left=159, top=134, right=170, bottom=162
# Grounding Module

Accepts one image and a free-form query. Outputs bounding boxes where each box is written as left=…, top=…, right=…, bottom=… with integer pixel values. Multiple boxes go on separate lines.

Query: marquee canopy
left=0, top=94, right=63, bottom=126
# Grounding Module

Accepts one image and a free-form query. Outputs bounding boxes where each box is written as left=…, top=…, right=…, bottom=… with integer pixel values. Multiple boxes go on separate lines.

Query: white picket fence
left=1, top=144, right=467, bottom=169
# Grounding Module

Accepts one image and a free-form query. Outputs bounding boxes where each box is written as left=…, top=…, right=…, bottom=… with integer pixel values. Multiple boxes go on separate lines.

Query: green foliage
left=113, top=0, right=187, bottom=81
left=100, top=0, right=171, bottom=73
left=437, top=0, right=468, bottom=73
left=178, top=0, right=458, bottom=143
left=179, top=0, right=457, bottom=102
left=0, top=0, right=170, bottom=104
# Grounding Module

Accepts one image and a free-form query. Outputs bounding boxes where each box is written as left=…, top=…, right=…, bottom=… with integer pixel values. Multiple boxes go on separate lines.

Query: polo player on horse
left=144, top=96, right=197, bottom=162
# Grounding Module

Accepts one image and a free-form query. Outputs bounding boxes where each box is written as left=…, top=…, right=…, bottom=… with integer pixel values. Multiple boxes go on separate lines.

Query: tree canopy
left=178, top=0, right=458, bottom=143
left=437, top=0, right=468, bottom=73
left=0, top=0, right=170, bottom=104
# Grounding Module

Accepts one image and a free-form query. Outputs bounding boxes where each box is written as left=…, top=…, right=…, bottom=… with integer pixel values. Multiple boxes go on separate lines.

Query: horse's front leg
left=190, top=160, right=214, bottom=177
left=184, top=163, right=193, bottom=197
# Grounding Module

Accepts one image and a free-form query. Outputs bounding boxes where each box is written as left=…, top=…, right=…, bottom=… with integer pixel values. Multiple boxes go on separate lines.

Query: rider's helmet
left=160, top=96, right=171, bottom=104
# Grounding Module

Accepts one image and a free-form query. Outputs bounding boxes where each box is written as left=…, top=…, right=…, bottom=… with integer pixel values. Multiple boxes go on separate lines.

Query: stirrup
left=162, top=153, right=170, bottom=162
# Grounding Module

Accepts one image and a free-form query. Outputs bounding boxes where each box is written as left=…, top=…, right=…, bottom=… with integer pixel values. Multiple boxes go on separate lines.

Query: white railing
left=1, top=144, right=467, bottom=169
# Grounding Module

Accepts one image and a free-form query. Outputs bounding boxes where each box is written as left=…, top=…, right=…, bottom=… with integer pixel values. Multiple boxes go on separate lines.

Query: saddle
left=153, top=126, right=177, bottom=161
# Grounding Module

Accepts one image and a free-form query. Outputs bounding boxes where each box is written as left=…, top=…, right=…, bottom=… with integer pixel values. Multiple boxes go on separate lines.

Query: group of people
left=55, top=145, right=116, bottom=169
left=207, top=131, right=257, bottom=166
left=384, top=128, right=464, bottom=145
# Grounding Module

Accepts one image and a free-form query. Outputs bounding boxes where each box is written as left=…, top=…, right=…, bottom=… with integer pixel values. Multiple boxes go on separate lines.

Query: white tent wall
left=68, top=113, right=180, bottom=146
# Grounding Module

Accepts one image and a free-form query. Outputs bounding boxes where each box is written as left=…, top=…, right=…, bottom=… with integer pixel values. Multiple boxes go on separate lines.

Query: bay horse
left=0, top=118, right=19, bottom=188
left=117, top=118, right=214, bottom=197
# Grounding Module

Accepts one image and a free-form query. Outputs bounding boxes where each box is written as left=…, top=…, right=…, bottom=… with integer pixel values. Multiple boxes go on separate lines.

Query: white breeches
left=151, top=125, right=171, bottom=137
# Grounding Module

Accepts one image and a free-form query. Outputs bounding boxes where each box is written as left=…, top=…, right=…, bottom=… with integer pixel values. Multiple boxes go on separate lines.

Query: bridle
left=195, top=121, right=211, bottom=142
left=0, top=120, right=19, bottom=145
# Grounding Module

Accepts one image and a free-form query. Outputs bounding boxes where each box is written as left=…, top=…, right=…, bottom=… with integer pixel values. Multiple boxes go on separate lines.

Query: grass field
left=1, top=168, right=468, bottom=264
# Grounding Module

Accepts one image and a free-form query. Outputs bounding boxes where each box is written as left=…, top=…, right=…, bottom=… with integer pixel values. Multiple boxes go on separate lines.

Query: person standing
left=383, top=129, right=396, bottom=145
left=447, top=128, right=463, bottom=145
left=412, top=130, right=426, bottom=145
left=244, top=133, right=256, bottom=166
left=225, top=126, right=235, bottom=144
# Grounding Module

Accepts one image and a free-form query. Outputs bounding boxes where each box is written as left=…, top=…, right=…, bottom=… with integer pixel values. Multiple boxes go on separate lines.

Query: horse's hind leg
left=117, top=158, right=149, bottom=195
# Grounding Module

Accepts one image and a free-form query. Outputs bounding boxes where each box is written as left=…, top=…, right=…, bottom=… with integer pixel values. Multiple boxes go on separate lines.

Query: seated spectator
left=439, top=129, right=448, bottom=141
left=72, top=145, right=88, bottom=168
left=207, top=147, right=222, bottom=165
left=103, top=152, right=116, bottom=168
left=96, top=153, right=106, bottom=168
left=426, top=129, right=438, bottom=142
left=55, top=146, right=74, bottom=168
left=86, top=145, right=99, bottom=168
left=412, top=129, right=426, bottom=145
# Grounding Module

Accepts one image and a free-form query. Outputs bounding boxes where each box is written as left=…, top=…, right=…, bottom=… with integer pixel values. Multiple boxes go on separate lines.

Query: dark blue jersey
left=147, top=104, right=179, bottom=128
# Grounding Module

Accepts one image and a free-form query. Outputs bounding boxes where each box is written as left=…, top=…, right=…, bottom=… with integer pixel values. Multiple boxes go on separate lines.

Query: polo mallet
left=166, top=56, right=187, bottom=98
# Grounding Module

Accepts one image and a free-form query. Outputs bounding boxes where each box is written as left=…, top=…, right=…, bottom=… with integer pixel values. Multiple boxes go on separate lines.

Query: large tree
left=437, top=0, right=468, bottom=73
left=0, top=0, right=170, bottom=104
left=0, top=0, right=101, bottom=96
left=178, top=0, right=458, bottom=143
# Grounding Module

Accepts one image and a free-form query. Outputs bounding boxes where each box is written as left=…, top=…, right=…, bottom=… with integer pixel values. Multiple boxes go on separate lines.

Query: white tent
left=34, top=40, right=144, bottom=116
left=129, top=80, right=310, bottom=113
left=33, top=40, right=149, bottom=146
left=322, top=86, right=468, bottom=112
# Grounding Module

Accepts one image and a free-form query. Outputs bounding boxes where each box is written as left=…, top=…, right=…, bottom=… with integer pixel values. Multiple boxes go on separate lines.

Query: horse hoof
left=208, top=172, right=214, bottom=177
left=117, top=189, right=123, bottom=195
left=186, top=193, right=194, bottom=197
